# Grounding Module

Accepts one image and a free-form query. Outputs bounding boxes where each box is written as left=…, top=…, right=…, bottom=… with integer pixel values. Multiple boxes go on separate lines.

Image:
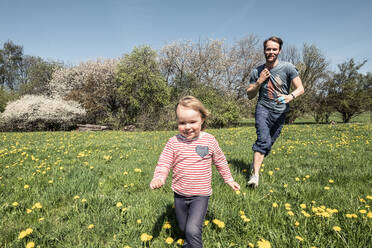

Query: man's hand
left=258, top=68, right=271, bottom=84
left=276, top=93, right=293, bottom=104
left=150, top=178, right=164, bottom=189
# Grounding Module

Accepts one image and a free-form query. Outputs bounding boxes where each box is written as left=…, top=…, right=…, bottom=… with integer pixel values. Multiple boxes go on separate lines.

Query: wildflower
left=305, top=175, right=310, bottom=179
left=272, top=202, right=278, bottom=208
left=329, top=179, right=334, bottom=183
left=204, top=220, right=209, bottom=226
left=268, top=170, right=273, bottom=176
left=287, top=211, right=294, bottom=216
left=103, top=155, right=112, bottom=160
left=116, top=202, right=123, bottom=207
left=235, top=190, right=241, bottom=195
left=367, top=212, right=372, bottom=218
left=283, top=184, right=288, bottom=188
left=163, top=222, right=171, bottom=229
left=12, top=202, right=19, bottom=207
left=295, top=236, right=304, bottom=241
left=123, top=171, right=128, bottom=175
left=88, top=224, right=94, bottom=229
left=134, top=168, right=142, bottom=173
left=275, top=167, right=280, bottom=171
left=333, top=226, right=341, bottom=232
left=257, top=238, right=271, bottom=248
left=137, top=219, right=142, bottom=224
left=81, top=198, right=87, bottom=203
left=359, top=209, right=367, bottom=214
left=177, top=239, right=184, bottom=245
left=295, top=177, right=300, bottom=182
left=165, top=237, right=173, bottom=244
left=123, top=246, right=131, bottom=248
left=24, top=184, right=30, bottom=189
left=212, top=219, right=225, bottom=228
left=38, top=218, right=44, bottom=222
left=300, top=204, right=306, bottom=209
left=324, top=186, right=330, bottom=190
left=360, top=198, right=366, bottom=203
left=26, top=209, right=32, bottom=214
left=33, top=202, right=42, bottom=209
left=140, top=233, right=153, bottom=242
left=248, top=243, right=254, bottom=248
left=73, top=195, right=80, bottom=200
left=18, top=228, right=33, bottom=239
left=295, top=221, right=300, bottom=226
left=366, top=195, right=372, bottom=200
left=345, top=213, right=353, bottom=218
left=26, top=241, right=35, bottom=248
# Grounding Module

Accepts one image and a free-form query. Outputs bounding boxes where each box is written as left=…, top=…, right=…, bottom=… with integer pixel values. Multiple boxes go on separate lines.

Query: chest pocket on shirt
left=196, top=145, right=209, bottom=158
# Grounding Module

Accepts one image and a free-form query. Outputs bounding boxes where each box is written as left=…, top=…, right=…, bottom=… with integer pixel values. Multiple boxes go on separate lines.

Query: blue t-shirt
left=249, top=61, right=299, bottom=113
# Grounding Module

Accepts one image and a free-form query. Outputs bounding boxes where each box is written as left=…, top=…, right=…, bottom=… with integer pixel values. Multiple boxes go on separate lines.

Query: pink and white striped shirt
left=152, top=132, right=234, bottom=196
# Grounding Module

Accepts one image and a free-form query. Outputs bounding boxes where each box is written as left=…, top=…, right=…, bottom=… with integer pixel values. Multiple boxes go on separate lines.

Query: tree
left=0, top=41, right=23, bottom=90
left=116, top=46, right=170, bottom=127
left=18, top=56, right=63, bottom=96
left=284, top=44, right=330, bottom=123
left=49, top=59, right=119, bottom=124
left=327, top=59, right=371, bottom=123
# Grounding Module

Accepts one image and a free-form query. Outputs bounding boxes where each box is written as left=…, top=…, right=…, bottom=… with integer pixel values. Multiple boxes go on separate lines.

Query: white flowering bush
left=48, top=59, right=119, bottom=123
left=0, top=95, right=86, bottom=131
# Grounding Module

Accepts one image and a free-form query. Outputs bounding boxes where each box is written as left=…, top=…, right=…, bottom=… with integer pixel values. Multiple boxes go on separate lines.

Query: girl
left=150, top=96, right=240, bottom=248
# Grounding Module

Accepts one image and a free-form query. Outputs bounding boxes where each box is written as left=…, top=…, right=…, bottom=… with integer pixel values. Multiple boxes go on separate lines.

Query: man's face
left=264, top=40, right=280, bottom=63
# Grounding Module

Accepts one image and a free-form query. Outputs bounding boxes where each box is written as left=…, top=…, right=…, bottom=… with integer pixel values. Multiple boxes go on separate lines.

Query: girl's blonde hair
left=176, top=96, right=209, bottom=130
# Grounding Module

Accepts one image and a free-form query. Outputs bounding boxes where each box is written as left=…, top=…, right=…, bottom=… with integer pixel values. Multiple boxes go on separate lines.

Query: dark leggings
left=174, top=193, right=209, bottom=248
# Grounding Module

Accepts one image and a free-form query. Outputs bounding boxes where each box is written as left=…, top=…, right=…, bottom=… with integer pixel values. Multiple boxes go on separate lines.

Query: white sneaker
left=247, top=175, right=259, bottom=188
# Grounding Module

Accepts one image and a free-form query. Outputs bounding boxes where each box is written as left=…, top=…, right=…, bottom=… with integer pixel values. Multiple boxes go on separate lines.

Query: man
left=246, top=36, right=304, bottom=187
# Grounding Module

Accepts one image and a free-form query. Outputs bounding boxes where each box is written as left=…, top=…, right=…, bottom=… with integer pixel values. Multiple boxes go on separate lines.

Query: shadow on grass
left=151, top=203, right=183, bottom=241
left=228, top=158, right=252, bottom=182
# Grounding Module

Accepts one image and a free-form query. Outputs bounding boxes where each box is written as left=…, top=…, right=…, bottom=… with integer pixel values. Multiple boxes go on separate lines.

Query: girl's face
left=176, top=105, right=204, bottom=140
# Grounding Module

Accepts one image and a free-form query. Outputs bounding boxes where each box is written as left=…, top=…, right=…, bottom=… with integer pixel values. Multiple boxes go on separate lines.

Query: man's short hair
left=264, top=36, right=283, bottom=50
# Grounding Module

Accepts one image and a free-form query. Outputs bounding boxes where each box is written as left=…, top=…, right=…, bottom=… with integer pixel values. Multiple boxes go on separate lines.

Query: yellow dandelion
left=26, top=208, right=32, bottom=214
left=366, top=195, right=372, bottom=200
left=283, top=184, right=288, bottom=188
left=367, top=212, right=372, bottom=218
left=12, top=202, right=19, bottom=207
left=18, top=231, right=27, bottom=239
left=268, top=171, right=273, bottom=176
left=257, top=238, right=271, bottom=248
left=38, top=217, right=44, bottom=222
left=33, top=202, right=42, bottom=209
left=204, top=220, right=209, bottom=226
left=239, top=210, right=245, bottom=215
left=248, top=242, right=255, bottom=248
left=73, top=195, right=80, bottom=200
left=359, top=209, right=367, bottom=214
left=324, top=186, right=330, bottom=190
left=235, top=190, right=241, bottom=195
left=24, top=184, right=30, bottom=189
left=272, top=202, right=278, bottom=208
left=242, top=169, right=247, bottom=172
left=116, top=202, right=123, bottom=207
left=25, top=228, right=33, bottom=235
left=123, top=171, right=128, bottom=175
left=329, top=179, right=334, bottom=183
left=165, top=237, right=173, bottom=244
left=275, top=167, right=280, bottom=171
left=123, top=246, right=131, bottom=248
left=287, top=211, right=294, bottom=216
left=295, top=177, right=300, bottom=182
left=88, top=224, right=94, bottom=229
left=212, top=219, right=225, bottom=228
left=295, top=236, right=304, bottom=241
left=134, top=168, right=142, bottom=173
left=300, top=204, right=306, bottom=209
left=163, top=222, right=171, bottom=229
left=137, top=219, right=142, bottom=224
left=140, top=233, right=153, bottom=242
left=295, top=221, right=300, bottom=226
left=26, top=241, right=35, bottom=248
left=81, top=198, right=87, bottom=203
left=333, top=226, right=341, bottom=232
left=345, top=213, right=353, bottom=218
left=305, top=175, right=310, bottom=179
left=177, top=239, right=184, bottom=245
left=360, top=198, right=366, bottom=203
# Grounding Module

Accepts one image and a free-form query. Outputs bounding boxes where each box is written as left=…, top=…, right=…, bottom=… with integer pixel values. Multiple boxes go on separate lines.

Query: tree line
left=0, top=35, right=371, bottom=131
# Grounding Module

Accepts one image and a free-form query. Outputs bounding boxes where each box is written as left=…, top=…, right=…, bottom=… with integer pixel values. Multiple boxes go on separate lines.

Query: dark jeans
left=252, top=104, right=286, bottom=156
left=174, top=193, right=209, bottom=248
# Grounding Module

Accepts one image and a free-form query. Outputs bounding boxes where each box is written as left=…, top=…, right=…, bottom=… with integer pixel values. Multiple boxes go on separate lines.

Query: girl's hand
left=150, top=178, right=164, bottom=189
left=227, top=181, right=240, bottom=191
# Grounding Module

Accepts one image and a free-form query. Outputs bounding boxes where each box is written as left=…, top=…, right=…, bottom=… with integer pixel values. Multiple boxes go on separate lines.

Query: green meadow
left=0, top=123, right=371, bottom=247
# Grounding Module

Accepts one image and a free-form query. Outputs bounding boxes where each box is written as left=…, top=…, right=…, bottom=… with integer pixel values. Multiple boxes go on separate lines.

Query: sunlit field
left=1, top=123, right=371, bottom=247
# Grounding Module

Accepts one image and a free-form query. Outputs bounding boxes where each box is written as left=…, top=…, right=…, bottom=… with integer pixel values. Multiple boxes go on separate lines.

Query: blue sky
left=1, top=0, right=371, bottom=73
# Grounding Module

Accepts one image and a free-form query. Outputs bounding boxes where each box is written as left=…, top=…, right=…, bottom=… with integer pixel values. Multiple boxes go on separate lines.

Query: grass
left=0, top=123, right=371, bottom=247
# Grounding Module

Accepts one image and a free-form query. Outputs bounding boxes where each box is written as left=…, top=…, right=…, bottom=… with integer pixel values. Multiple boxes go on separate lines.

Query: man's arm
left=247, top=68, right=270, bottom=100
left=276, top=76, right=304, bottom=103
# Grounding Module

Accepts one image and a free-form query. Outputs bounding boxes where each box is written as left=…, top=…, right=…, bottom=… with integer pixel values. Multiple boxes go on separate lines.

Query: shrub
left=0, top=95, right=85, bottom=131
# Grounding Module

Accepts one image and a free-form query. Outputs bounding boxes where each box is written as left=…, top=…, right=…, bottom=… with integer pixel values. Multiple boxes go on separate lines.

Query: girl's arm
left=150, top=138, right=174, bottom=190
